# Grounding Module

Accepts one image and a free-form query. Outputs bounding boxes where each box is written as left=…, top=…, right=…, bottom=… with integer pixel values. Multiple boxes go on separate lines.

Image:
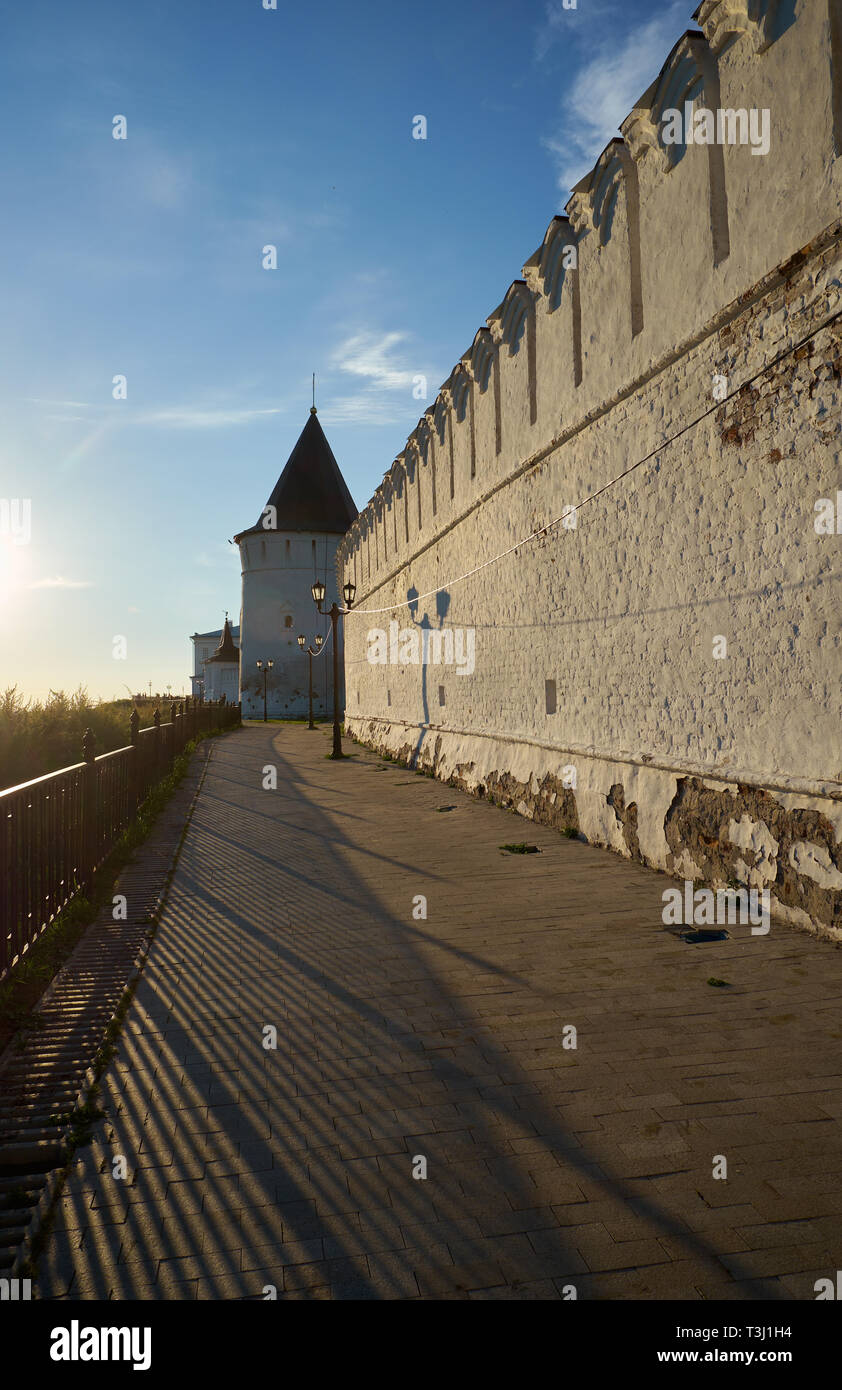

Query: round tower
left=233, top=407, right=357, bottom=719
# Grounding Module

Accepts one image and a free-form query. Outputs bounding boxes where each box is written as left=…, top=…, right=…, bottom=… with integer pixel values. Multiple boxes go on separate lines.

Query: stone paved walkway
left=38, top=724, right=842, bottom=1300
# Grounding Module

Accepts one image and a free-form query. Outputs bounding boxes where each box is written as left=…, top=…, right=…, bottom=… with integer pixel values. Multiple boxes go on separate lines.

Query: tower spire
left=311, top=372, right=316, bottom=415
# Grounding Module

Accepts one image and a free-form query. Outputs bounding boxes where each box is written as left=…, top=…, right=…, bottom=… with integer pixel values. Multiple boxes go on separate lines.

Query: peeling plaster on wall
left=727, top=815, right=779, bottom=882
left=672, top=849, right=706, bottom=882
left=789, top=840, right=842, bottom=891
left=607, top=784, right=643, bottom=861
left=341, top=4, right=842, bottom=939
left=664, top=778, right=842, bottom=934
left=351, top=713, right=842, bottom=941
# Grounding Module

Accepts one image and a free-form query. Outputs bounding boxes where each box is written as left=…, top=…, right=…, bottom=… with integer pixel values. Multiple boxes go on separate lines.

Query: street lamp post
left=311, top=578, right=356, bottom=758
left=255, top=658, right=274, bottom=722
left=297, top=632, right=323, bottom=729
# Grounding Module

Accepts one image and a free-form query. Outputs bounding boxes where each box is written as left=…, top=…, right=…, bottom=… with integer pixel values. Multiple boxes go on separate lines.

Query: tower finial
left=311, top=372, right=317, bottom=414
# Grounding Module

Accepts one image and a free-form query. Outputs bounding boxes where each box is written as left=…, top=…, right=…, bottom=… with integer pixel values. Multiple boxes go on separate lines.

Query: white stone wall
left=238, top=529, right=343, bottom=719
left=203, top=660, right=238, bottom=703
left=338, top=0, right=842, bottom=936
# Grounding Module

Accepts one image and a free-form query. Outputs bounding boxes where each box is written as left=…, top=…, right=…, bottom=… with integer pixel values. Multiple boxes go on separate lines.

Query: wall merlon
left=351, top=4, right=837, bottom=573
left=521, top=243, right=544, bottom=291
left=620, top=104, right=664, bottom=166
left=694, top=0, right=778, bottom=54
left=339, top=7, right=840, bottom=922
left=564, top=186, right=592, bottom=237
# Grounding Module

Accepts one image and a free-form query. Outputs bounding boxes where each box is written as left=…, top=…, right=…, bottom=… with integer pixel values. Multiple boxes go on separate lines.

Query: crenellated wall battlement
left=339, top=0, right=840, bottom=593
left=338, top=0, right=842, bottom=940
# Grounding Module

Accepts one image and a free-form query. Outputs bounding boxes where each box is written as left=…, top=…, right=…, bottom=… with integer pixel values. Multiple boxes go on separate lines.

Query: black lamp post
left=311, top=577, right=355, bottom=758
left=297, top=632, right=323, bottom=730
left=255, top=658, right=274, bottom=722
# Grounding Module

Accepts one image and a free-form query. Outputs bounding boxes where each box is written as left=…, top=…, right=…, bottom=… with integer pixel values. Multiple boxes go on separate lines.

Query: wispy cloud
left=194, top=541, right=239, bottom=567
left=140, top=406, right=283, bottom=429
left=540, top=1, right=688, bottom=193
left=132, top=146, right=193, bottom=211
left=324, top=330, right=440, bottom=426
left=24, top=397, right=283, bottom=432
left=320, top=394, right=415, bottom=427
left=28, top=576, right=93, bottom=590
left=534, top=0, right=581, bottom=64
left=332, top=331, right=415, bottom=392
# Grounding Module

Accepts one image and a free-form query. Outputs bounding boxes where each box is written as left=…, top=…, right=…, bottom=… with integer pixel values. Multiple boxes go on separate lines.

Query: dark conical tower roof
left=234, top=408, right=357, bottom=540
left=206, top=615, right=239, bottom=664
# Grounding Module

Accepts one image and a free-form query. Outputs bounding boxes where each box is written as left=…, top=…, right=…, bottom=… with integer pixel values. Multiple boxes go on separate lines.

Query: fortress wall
left=338, top=0, right=842, bottom=937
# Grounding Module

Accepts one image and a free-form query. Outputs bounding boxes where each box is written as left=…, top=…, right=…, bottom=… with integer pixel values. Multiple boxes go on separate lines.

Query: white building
left=189, top=623, right=240, bottom=698
left=233, top=408, right=357, bottom=719
left=201, top=616, right=240, bottom=702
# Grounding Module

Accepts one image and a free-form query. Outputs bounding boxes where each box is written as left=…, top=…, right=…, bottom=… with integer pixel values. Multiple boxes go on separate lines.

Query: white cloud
left=320, top=395, right=416, bottom=427
left=331, top=331, right=415, bottom=392
left=25, top=395, right=283, bottom=433
left=28, top=576, right=93, bottom=590
left=324, top=330, right=442, bottom=426
left=140, top=406, right=283, bottom=429
left=26, top=398, right=96, bottom=409
left=541, top=1, right=688, bottom=193
left=534, top=0, right=578, bottom=64
left=135, top=149, right=193, bottom=210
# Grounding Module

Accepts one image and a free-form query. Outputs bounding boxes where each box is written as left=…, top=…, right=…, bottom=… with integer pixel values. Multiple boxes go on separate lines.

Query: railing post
left=170, top=702, right=177, bottom=769
left=129, top=707, right=140, bottom=811
left=82, top=727, right=96, bottom=898
left=153, top=707, right=161, bottom=779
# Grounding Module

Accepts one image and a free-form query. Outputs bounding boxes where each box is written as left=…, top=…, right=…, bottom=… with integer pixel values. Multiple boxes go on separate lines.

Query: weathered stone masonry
left=338, top=0, right=842, bottom=939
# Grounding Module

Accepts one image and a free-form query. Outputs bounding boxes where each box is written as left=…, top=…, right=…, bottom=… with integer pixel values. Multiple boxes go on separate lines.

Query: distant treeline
left=0, top=687, right=172, bottom=790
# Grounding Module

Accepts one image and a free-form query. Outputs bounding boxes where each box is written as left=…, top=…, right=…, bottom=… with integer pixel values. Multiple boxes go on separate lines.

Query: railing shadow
left=47, top=726, right=789, bottom=1300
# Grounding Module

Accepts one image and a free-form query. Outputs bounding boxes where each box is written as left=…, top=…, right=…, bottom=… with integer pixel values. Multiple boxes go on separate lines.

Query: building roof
left=192, top=625, right=240, bottom=642
left=234, top=408, right=357, bottom=541
left=205, top=616, right=240, bottom=665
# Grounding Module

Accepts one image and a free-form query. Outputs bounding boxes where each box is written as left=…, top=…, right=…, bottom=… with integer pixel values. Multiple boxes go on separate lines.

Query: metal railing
left=0, top=698, right=240, bottom=980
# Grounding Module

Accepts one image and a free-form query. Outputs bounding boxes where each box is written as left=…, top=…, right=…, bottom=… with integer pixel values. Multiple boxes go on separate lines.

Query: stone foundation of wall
left=347, top=716, right=842, bottom=943
left=339, top=2, right=842, bottom=942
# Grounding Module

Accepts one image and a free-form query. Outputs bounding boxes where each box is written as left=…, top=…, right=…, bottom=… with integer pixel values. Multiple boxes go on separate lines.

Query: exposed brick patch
left=358, top=727, right=580, bottom=836
left=664, top=777, right=842, bottom=931
left=606, top=783, right=642, bottom=861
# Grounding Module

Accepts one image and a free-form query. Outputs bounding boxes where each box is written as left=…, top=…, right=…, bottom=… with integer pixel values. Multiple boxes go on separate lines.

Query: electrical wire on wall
left=344, top=302, right=842, bottom=619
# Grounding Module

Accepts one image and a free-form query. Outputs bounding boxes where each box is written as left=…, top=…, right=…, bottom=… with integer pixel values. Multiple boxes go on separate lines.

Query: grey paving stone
left=32, top=725, right=842, bottom=1302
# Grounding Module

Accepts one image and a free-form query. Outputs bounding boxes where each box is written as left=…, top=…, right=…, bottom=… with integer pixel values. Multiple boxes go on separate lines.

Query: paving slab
left=34, top=722, right=842, bottom=1300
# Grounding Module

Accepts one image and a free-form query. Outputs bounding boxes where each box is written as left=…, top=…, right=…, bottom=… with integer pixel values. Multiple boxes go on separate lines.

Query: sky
left=0, top=0, right=692, bottom=701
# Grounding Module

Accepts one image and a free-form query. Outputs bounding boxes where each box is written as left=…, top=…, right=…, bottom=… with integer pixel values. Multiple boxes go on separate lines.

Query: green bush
left=0, top=686, right=170, bottom=789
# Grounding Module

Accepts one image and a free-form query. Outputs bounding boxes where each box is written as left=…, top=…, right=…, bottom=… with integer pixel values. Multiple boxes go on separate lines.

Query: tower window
left=284, top=615, right=293, bottom=628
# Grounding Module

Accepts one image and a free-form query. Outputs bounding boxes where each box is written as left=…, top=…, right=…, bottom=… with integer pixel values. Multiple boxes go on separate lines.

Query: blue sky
left=0, top=0, right=691, bottom=701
